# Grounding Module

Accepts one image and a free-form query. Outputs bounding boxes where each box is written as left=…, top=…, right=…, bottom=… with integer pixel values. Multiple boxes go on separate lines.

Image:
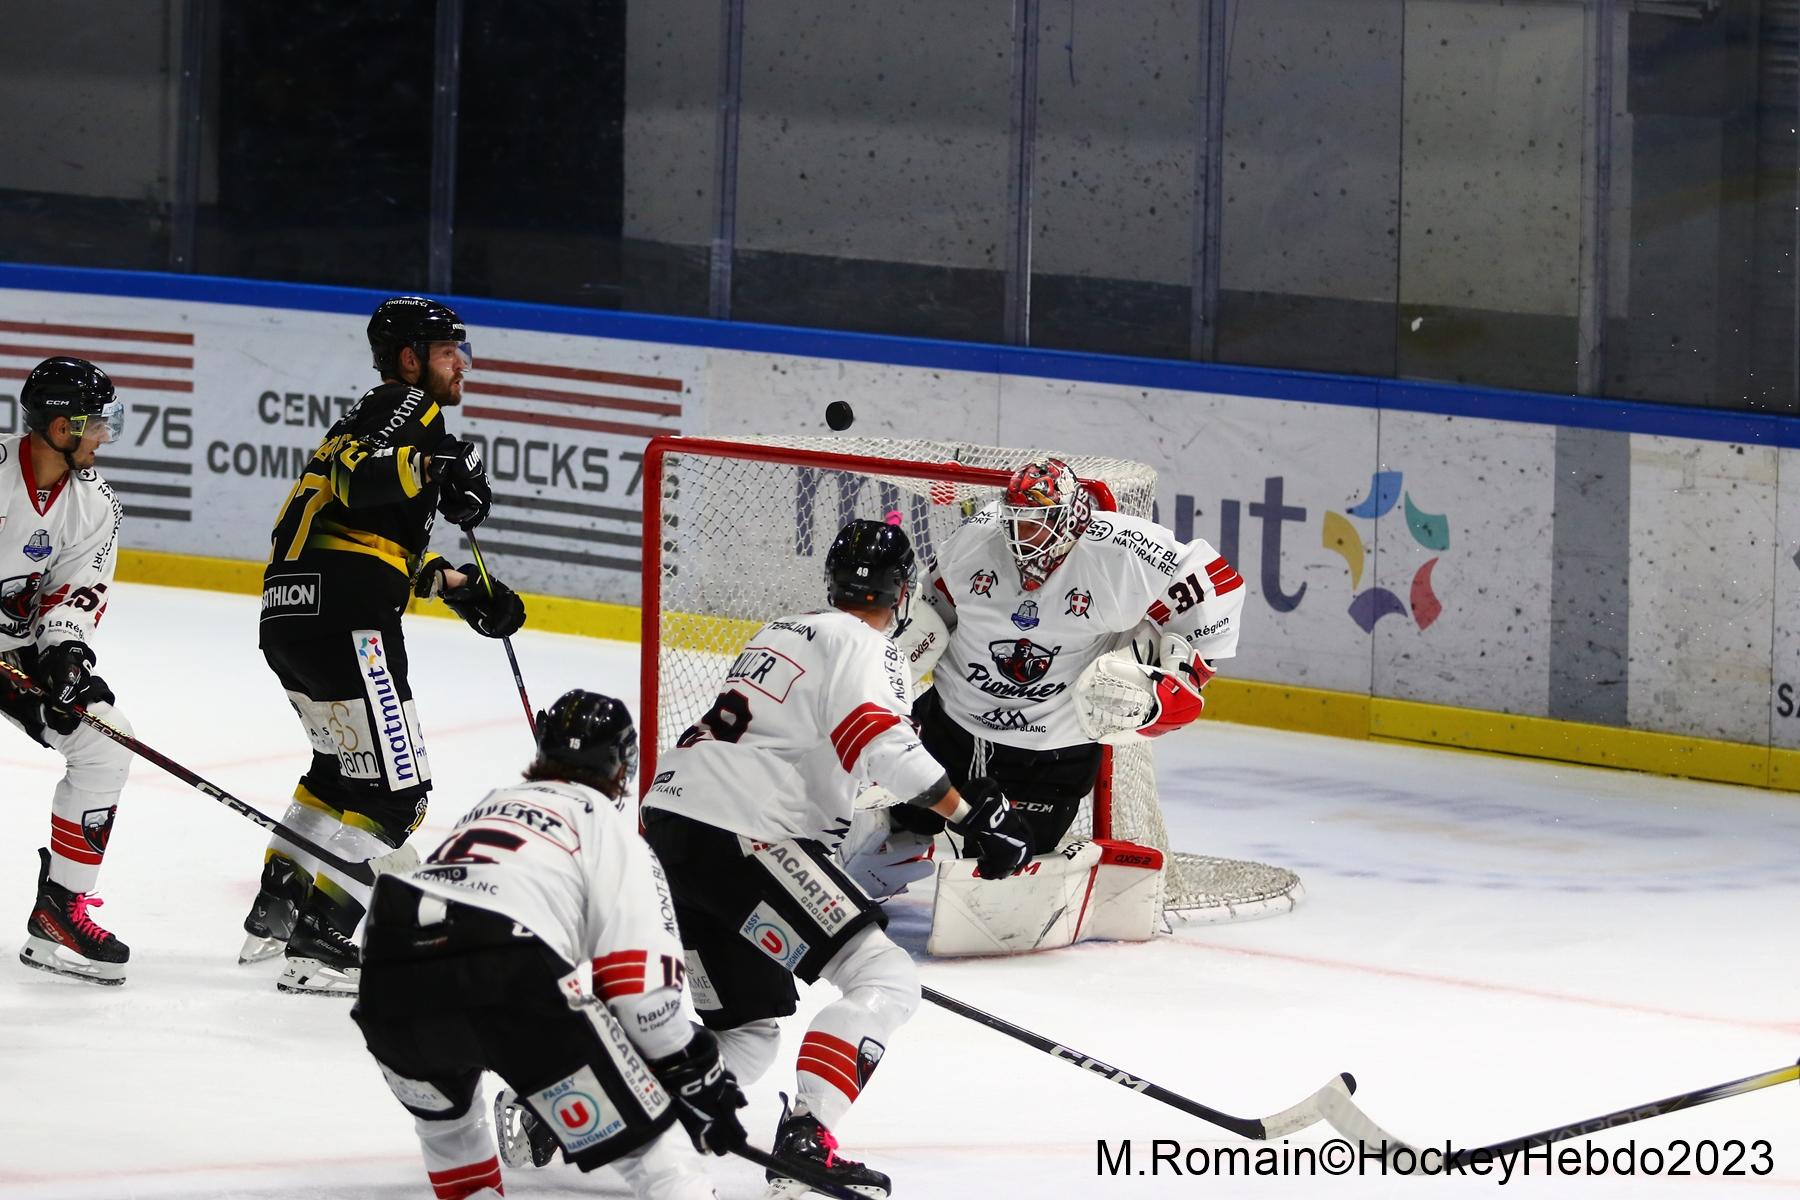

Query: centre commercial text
left=202, top=391, right=616, bottom=490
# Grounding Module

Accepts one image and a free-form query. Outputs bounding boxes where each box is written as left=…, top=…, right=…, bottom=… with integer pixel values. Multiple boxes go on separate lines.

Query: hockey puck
left=826, top=401, right=856, bottom=431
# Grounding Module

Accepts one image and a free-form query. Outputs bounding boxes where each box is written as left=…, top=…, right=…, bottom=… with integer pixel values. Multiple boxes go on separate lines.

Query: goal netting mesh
left=640, top=434, right=1300, bottom=920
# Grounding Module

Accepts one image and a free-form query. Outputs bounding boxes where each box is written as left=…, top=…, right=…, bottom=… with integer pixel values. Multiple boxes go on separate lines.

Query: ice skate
left=18, top=847, right=128, bottom=986
left=276, top=905, right=360, bottom=996
left=239, top=853, right=313, bottom=964
left=494, top=1088, right=559, bottom=1168
left=762, top=1098, right=890, bottom=1198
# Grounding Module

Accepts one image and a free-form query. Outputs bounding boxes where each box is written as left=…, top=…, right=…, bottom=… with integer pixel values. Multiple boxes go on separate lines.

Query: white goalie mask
left=1001, top=458, right=1092, bottom=591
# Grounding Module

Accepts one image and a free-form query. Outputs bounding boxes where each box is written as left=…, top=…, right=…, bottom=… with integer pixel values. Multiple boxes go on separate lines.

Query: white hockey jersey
left=404, top=779, right=685, bottom=995
left=920, top=503, right=1244, bottom=750
left=642, top=609, right=947, bottom=845
left=0, top=436, right=124, bottom=655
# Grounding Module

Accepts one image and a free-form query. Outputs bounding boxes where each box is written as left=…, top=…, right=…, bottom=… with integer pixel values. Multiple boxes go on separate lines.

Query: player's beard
left=423, top=360, right=464, bottom=408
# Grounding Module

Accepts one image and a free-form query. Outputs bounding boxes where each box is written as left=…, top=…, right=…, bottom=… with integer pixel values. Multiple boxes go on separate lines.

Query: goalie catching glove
left=414, top=556, right=526, bottom=638
left=1074, top=629, right=1215, bottom=744
left=651, top=1025, right=748, bottom=1155
left=948, top=776, right=1035, bottom=879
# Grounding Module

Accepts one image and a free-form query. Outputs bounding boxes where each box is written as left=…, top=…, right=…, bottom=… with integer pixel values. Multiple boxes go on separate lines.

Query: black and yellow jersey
left=261, top=381, right=451, bottom=632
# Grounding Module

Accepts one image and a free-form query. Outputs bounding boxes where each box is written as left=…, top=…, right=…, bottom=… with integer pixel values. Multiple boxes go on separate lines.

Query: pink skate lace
left=67, top=894, right=113, bottom=943
left=816, top=1124, right=841, bottom=1168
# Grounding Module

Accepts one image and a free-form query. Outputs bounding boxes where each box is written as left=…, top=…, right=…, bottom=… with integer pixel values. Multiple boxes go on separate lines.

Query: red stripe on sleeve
left=1146, top=600, right=1172, bottom=624
left=592, top=949, right=649, bottom=999
left=1205, top=557, right=1244, bottom=595
left=830, top=704, right=903, bottom=772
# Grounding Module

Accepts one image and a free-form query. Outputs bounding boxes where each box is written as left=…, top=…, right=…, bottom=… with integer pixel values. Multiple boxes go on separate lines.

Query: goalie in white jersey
left=887, top=455, right=1245, bottom=861
left=0, top=358, right=134, bottom=985
left=353, top=689, right=748, bottom=1200
left=634, top=518, right=1033, bottom=1198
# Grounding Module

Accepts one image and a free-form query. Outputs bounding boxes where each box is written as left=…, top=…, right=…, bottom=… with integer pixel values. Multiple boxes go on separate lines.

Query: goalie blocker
left=926, top=838, right=1165, bottom=957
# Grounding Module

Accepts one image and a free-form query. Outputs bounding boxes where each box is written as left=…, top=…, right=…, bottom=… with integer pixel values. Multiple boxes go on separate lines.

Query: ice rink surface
left=2, top=583, right=1797, bottom=1199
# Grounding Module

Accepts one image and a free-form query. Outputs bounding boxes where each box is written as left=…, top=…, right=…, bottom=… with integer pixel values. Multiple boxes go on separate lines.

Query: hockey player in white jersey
left=0, top=358, right=134, bottom=985
left=886, top=456, right=1244, bottom=863
left=353, top=689, right=748, bottom=1200
left=633, top=518, right=1032, bottom=1198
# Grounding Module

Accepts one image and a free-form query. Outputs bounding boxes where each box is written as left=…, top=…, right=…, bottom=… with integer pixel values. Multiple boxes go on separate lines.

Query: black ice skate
left=763, top=1097, right=891, bottom=1199
left=18, top=847, right=129, bottom=986
left=276, top=905, right=360, bottom=996
left=238, top=853, right=313, bottom=964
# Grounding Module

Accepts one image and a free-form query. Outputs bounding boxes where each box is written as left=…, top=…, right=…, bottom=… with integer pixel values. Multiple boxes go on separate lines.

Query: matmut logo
left=355, top=630, right=418, bottom=786
left=1321, top=470, right=1451, bottom=633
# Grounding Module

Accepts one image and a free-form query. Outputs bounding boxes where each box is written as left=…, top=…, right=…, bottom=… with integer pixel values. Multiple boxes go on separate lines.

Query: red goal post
left=639, top=434, right=1299, bottom=920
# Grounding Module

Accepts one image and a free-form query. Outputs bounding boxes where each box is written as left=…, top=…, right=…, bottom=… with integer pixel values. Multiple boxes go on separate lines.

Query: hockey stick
left=732, top=1143, right=866, bottom=1200
left=465, top=528, right=535, bottom=737
left=921, top=985, right=1354, bottom=1139
left=0, top=658, right=411, bottom=887
left=1318, top=1060, right=1800, bottom=1172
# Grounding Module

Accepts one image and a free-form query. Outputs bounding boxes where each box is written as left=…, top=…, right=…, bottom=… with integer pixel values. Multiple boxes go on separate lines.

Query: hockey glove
left=34, top=642, right=112, bottom=736
left=949, top=776, right=1034, bottom=880
left=650, top=1026, right=748, bottom=1155
left=430, top=436, right=491, bottom=529
left=444, top=569, right=525, bottom=639
left=417, top=557, right=525, bottom=638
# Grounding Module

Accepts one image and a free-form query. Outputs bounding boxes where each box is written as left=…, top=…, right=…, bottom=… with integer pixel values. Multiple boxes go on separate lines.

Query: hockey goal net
left=640, top=434, right=1299, bottom=921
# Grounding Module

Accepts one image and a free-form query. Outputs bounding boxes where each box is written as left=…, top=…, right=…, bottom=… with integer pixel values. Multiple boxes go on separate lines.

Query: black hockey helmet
left=367, top=295, right=470, bottom=379
left=825, top=518, right=916, bottom=610
left=532, top=689, right=638, bottom=793
left=20, top=357, right=122, bottom=440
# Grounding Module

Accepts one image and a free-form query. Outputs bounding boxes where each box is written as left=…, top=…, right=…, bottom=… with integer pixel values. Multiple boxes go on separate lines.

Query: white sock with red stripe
left=794, top=927, right=919, bottom=1128
left=43, top=701, right=133, bottom=894
left=47, top=784, right=117, bottom=894
left=416, top=1102, right=503, bottom=1200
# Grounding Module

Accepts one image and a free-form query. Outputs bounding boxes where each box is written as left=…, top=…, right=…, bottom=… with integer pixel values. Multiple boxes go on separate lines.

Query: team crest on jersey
left=1010, top=599, right=1039, bottom=630
left=969, top=570, right=997, bottom=596
left=1065, top=588, right=1092, bottom=617
left=22, top=530, right=51, bottom=562
left=0, top=572, right=44, bottom=638
left=988, top=638, right=1058, bottom=685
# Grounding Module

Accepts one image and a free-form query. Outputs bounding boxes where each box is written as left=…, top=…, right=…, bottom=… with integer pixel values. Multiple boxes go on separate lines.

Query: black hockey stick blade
left=732, top=1141, right=866, bottom=1200
left=0, top=658, right=383, bottom=885
left=466, top=529, right=536, bottom=738
left=922, top=985, right=1354, bottom=1140
left=1319, top=1060, right=1800, bottom=1172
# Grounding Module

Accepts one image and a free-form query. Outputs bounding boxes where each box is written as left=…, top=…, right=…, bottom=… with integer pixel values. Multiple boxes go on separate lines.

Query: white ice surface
left=2, top=583, right=1796, bottom=1198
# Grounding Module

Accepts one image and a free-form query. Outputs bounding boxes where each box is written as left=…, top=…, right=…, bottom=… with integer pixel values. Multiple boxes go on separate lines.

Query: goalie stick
left=1318, top=1060, right=1800, bottom=1172
left=0, top=658, right=408, bottom=887
left=466, top=528, right=535, bottom=738
left=921, top=985, right=1353, bottom=1140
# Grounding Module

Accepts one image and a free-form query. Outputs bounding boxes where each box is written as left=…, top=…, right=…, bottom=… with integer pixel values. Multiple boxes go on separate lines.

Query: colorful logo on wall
left=1321, top=470, right=1449, bottom=633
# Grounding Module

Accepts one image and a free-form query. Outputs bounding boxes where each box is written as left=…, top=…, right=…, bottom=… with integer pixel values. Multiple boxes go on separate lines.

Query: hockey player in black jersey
left=243, top=295, right=526, bottom=995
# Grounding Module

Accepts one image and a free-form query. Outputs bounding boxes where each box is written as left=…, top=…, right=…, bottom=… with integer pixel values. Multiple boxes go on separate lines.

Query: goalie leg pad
left=927, top=840, right=1164, bottom=957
